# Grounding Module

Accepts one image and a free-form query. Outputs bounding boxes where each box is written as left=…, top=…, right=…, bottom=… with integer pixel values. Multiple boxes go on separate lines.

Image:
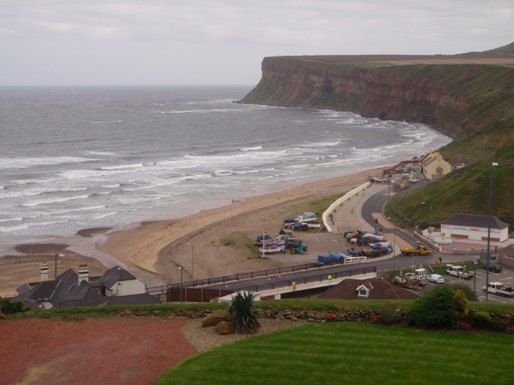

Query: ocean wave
left=60, top=167, right=142, bottom=180
left=22, top=194, right=90, bottom=207
left=89, top=120, right=122, bottom=124
left=50, top=205, right=106, bottom=215
left=240, top=146, right=263, bottom=151
left=0, top=217, right=23, bottom=223
left=156, top=108, right=241, bottom=114
left=93, top=211, right=118, bottom=219
left=0, top=156, right=98, bottom=170
left=100, top=163, right=145, bottom=171
left=0, top=223, right=30, bottom=233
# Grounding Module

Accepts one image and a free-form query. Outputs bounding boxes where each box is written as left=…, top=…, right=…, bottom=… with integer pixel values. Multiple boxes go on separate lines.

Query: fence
left=153, top=265, right=377, bottom=302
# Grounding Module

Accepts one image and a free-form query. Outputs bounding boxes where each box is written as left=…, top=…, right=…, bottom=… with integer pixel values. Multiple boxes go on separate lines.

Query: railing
left=235, top=266, right=377, bottom=293
left=147, top=263, right=376, bottom=296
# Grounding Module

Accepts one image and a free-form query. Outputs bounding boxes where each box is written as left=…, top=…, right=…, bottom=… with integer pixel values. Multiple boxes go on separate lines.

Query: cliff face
left=241, top=56, right=514, bottom=138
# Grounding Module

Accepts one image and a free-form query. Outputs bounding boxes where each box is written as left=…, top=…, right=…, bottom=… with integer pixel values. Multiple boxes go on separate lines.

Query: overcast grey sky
left=1, top=1, right=513, bottom=86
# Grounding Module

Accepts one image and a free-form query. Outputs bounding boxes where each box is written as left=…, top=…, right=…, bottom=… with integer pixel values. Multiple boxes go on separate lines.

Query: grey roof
left=16, top=265, right=146, bottom=308
left=91, top=266, right=137, bottom=289
left=441, top=214, right=508, bottom=229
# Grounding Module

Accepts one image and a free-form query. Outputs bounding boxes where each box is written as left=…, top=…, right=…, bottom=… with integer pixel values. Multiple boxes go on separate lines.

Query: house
left=441, top=214, right=509, bottom=243
left=318, top=278, right=418, bottom=300
left=383, top=151, right=452, bottom=182
left=15, top=264, right=159, bottom=309
left=418, top=151, right=452, bottom=181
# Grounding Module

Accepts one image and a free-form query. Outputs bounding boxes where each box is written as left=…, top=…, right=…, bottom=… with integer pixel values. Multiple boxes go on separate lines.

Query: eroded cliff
left=241, top=55, right=514, bottom=138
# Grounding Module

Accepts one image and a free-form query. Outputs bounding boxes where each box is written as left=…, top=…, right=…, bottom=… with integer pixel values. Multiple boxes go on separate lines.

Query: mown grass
left=155, top=322, right=514, bottom=385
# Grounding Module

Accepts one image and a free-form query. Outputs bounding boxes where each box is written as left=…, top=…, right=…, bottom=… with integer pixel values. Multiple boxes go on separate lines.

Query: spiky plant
left=229, top=291, right=260, bottom=334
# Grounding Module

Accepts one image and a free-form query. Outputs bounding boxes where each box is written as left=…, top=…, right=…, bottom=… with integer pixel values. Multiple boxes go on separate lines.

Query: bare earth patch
left=0, top=318, right=196, bottom=385
left=0, top=317, right=304, bottom=385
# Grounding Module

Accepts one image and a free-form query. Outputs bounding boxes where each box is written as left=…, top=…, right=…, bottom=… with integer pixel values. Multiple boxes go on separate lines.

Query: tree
left=229, top=291, right=260, bottom=334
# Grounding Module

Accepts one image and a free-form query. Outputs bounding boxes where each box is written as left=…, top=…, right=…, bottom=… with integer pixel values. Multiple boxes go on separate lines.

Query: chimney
left=77, top=264, right=90, bottom=284
left=40, top=262, right=49, bottom=282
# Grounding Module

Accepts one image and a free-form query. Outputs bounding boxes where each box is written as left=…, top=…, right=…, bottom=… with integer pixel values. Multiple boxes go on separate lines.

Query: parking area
left=432, top=265, right=514, bottom=304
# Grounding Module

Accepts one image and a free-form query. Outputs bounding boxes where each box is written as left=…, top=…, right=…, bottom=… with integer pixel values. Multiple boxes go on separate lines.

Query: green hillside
left=483, top=41, right=514, bottom=54
left=382, top=45, right=514, bottom=228
left=386, top=107, right=514, bottom=229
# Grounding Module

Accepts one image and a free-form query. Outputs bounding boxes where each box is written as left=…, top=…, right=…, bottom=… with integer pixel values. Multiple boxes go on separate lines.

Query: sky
left=1, top=1, right=513, bottom=86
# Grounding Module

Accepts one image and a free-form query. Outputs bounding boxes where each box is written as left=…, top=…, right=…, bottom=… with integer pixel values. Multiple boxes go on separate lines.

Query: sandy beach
left=0, top=168, right=384, bottom=296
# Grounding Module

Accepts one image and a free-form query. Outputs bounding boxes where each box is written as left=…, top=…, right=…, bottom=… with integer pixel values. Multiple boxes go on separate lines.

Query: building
left=383, top=150, right=452, bottom=182
left=441, top=214, right=509, bottom=243
left=418, top=151, right=452, bottom=181
left=318, top=278, right=418, bottom=300
left=15, top=264, right=159, bottom=309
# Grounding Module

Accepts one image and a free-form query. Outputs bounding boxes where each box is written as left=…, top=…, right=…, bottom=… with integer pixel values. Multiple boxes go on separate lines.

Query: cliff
left=241, top=54, right=514, bottom=139
left=241, top=53, right=514, bottom=227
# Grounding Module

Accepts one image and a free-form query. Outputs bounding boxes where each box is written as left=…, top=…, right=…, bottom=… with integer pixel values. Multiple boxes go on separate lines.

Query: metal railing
left=147, top=263, right=376, bottom=296
left=235, top=266, right=377, bottom=293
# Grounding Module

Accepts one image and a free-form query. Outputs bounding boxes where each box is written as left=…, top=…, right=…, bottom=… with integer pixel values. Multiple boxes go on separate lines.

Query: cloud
left=0, top=1, right=513, bottom=85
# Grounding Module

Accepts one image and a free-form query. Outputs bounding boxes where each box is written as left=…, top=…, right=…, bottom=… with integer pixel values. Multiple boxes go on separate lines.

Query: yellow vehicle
left=400, top=246, right=431, bottom=256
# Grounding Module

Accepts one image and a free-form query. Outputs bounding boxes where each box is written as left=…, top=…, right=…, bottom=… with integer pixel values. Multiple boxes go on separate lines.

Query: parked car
left=427, top=274, right=445, bottom=284
left=481, top=264, right=502, bottom=273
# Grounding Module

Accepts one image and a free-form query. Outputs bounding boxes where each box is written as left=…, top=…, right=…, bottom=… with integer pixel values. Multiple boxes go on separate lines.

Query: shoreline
left=0, top=167, right=385, bottom=296
left=98, top=168, right=383, bottom=282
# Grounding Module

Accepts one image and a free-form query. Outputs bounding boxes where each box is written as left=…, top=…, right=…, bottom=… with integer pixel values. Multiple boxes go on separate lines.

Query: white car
left=427, top=274, right=445, bottom=284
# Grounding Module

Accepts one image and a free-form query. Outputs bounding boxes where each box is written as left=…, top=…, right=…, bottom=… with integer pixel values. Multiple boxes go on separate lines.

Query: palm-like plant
left=229, top=291, right=260, bottom=334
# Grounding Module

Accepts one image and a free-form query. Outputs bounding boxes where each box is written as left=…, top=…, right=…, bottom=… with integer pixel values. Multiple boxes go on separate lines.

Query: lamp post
left=485, top=161, right=499, bottom=302
left=187, top=241, right=194, bottom=282
left=178, top=266, right=183, bottom=302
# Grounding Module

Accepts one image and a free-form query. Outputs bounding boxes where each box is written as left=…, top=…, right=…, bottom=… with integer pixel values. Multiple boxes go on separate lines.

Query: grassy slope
left=386, top=46, right=514, bottom=227
left=387, top=118, right=514, bottom=228
left=155, top=322, right=514, bottom=385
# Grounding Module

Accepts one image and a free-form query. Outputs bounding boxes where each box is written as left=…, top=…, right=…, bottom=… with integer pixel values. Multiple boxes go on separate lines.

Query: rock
left=216, top=320, right=235, bottom=335
left=202, top=309, right=229, bottom=328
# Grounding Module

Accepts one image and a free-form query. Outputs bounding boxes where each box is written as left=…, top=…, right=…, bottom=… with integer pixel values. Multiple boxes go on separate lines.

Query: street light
left=177, top=266, right=183, bottom=302
left=485, top=161, right=499, bottom=302
left=187, top=242, right=194, bottom=282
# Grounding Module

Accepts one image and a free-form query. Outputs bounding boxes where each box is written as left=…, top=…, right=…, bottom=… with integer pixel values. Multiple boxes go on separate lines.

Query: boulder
left=202, top=308, right=229, bottom=328
left=216, top=320, right=235, bottom=335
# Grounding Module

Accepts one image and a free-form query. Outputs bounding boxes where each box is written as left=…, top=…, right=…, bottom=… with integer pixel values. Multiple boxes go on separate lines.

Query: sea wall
left=240, top=56, right=514, bottom=138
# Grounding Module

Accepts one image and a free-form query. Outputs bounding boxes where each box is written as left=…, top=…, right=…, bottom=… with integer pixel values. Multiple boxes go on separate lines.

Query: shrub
left=447, top=283, right=478, bottom=301
left=406, top=285, right=469, bottom=328
left=229, top=291, right=260, bottom=334
left=0, top=298, right=27, bottom=314
left=377, top=307, right=404, bottom=325
left=467, top=311, right=509, bottom=332
left=468, top=311, right=493, bottom=329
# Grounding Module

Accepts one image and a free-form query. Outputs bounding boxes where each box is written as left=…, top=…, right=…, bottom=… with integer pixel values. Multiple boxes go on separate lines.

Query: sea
left=0, top=85, right=452, bottom=244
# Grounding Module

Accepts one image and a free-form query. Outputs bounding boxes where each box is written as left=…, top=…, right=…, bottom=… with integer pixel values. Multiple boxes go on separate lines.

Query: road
left=165, top=183, right=512, bottom=303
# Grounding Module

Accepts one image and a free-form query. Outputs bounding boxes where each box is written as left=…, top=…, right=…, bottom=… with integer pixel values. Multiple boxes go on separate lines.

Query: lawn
left=155, top=322, right=514, bottom=385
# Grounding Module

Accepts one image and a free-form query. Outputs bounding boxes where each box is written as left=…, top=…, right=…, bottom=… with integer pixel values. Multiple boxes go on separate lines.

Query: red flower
left=326, top=312, right=336, bottom=320
left=369, top=314, right=379, bottom=321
